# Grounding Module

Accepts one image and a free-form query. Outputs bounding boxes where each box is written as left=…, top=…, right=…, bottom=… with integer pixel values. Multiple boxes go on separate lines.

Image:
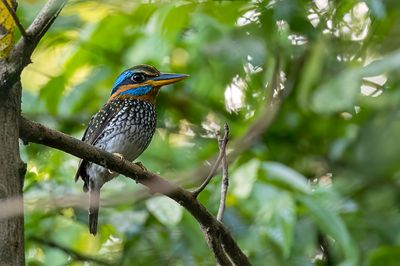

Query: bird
left=74, top=64, right=188, bottom=235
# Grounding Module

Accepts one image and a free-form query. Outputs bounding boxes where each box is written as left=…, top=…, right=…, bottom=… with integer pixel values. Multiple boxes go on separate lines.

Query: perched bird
left=74, top=65, right=188, bottom=235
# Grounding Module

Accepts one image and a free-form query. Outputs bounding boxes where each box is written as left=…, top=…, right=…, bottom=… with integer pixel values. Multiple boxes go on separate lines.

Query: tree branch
left=19, top=116, right=251, bottom=266
left=1, top=0, right=68, bottom=90
left=203, top=226, right=232, bottom=266
left=217, top=123, right=229, bottom=222
left=13, top=0, right=67, bottom=58
left=192, top=124, right=229, bottom=198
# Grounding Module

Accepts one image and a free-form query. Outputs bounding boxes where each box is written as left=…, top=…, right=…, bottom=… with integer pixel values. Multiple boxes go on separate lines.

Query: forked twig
left=217, top=124, right=229, bottom=221
left=192, top=124, right=229, bottom=198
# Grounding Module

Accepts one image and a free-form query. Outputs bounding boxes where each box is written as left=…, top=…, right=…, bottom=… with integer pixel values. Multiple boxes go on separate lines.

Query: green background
left=16, top=0, right=400, bottom=265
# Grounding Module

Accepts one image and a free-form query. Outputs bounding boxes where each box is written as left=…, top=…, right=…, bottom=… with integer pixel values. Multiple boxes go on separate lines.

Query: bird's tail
left=89, top=185, right=100, bottom=235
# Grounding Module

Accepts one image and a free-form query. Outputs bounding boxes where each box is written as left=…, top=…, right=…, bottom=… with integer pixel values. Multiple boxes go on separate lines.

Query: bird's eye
left=131, top=73, right=145, bottom=83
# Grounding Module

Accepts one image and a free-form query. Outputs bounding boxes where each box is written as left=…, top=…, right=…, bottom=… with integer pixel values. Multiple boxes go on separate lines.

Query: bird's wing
left=74, top=100, right=124, bottom=189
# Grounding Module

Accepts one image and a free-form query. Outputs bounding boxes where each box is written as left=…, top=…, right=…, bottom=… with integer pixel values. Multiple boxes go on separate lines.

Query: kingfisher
left=74, top=65, right=188, bottom=235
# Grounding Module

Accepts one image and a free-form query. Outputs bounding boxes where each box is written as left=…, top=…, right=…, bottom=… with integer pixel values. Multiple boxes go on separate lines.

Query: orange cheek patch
left=110, top=87, right=160, bottom=104
left=110, top=82, right=152, bottom=98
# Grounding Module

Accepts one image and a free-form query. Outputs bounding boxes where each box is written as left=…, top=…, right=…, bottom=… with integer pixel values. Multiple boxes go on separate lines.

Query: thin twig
left=217, top=123, right=229, bottom=222
left=191, top=124, right=230, bottom=198
left=1, top=0, right=27, bottom=38
left=31, top=236, right=114, bottom=266
left=202, top=226, right=232, bottom=266
left=1, top=0, right=68, bottom=91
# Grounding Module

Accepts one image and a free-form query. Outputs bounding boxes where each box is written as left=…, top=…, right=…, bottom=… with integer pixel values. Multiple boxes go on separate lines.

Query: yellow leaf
left=0, top=0, right=16, bottom=58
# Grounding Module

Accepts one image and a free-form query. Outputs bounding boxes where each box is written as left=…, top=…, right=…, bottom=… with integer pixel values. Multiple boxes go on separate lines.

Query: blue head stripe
left=111, top=70, right=132, bottom=94
left=119, top=85, right=152, bottom=96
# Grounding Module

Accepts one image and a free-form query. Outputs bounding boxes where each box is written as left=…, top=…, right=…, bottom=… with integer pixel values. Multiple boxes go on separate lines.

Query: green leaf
left=360, top=49, right=400, bottom=77
left=43, top=248, right=67, bottom=266
left=311, top=70, right=361, bottom=114
left=298, top=193, right=359, bottom=265
left=61, top=67, right=110, bottom=115
left=109, top=210, right=148, bottom=234
left=260, top=162, right=311, bottom=194
left=297, top=38, right=326, bottom=110
left=254, top=184, right=296, bottom=258
left=231, top=159, right=260, bottom=198
left=366, top=0, right=386, bottom=18
left=39, top=75, right=66, bottom=116
left=146, top=196, right=183, bottom=226
left=369, top=246, right=400, bottom=266
left=312, top=49, right=400, bottom=114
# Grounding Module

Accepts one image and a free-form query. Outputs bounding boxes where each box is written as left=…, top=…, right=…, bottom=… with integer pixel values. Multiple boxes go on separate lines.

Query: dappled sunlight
left=22, top=44, right=71, bottom=91
left=224, top=75, right=246, bottom=113
left=63, top=1, right=116, bottom=22
left=236, top=9, right=260, bottom=26
left=346, top=3, right=371, bottom=41
left=64, top=65, right=94, bottom=92
left=169, top=133, right=195, bottom=148
left=361, top=58, right=388, bottom=97
left=201, top=113, right=221, bottom=138
left=178, top=119, right=195, bottom=137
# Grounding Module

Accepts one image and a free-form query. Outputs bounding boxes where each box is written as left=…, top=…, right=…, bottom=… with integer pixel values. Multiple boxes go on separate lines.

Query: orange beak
left=150, top=73, right=189, bottom=87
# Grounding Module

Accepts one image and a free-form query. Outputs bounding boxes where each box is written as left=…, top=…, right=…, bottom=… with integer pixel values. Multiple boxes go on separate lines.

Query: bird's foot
left=108, top=153, right=124, bottom=174
left=132, top=162, right=147, bottom=184
left=134, top=161, right=147, bottom=171
left=113, top=153, right=124, bottom=160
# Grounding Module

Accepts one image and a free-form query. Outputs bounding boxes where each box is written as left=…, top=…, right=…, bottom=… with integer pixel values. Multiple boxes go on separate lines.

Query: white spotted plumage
left=75, top=98, right=156, bottom=235
left=74, top=64, right=188, bottom=235
left=83, top=99, right=156, bottom=186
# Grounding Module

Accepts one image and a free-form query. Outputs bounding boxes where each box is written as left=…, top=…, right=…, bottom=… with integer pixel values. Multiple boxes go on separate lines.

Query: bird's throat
left=110, top=86, right=160, bottom=104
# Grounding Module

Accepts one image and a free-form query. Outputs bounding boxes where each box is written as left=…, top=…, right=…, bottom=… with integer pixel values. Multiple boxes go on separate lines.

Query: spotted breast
left=74, top=64, right=188, bottom=235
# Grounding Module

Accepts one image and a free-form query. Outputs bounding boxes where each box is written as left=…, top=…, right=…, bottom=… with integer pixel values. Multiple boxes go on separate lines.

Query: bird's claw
left=108, top=153, right=124, bottom=174
left=132, top=162, right=147, bottom=184
left=134, top=161, right=147, bottom=171
left=113, top=153, right=124, bottom=160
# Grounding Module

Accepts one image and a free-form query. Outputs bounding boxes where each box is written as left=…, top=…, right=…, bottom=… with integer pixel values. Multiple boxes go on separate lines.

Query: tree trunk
left=0, top=80, right=26, bottom=266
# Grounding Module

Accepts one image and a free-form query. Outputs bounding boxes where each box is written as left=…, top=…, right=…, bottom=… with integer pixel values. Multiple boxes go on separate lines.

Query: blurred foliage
left=15, top=0, right=400, bottom=265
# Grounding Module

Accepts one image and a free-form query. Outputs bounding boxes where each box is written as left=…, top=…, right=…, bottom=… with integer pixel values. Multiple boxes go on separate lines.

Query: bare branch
left=19, top=116, right=251, bottom=266
left=1, top=0, right=68, bottom=90
left=1, top=0, right=27, bottom=37
left=14, top=0, right=67, bottom=54
left=31, top=236, right=114, bottom=266
left=192, top=125, right=229, bottom=198
left=217, top=123, right=229, bottom=222
left=25, top=0, right=67, bottom=40
left=202, top=226, right=232, bottom=266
